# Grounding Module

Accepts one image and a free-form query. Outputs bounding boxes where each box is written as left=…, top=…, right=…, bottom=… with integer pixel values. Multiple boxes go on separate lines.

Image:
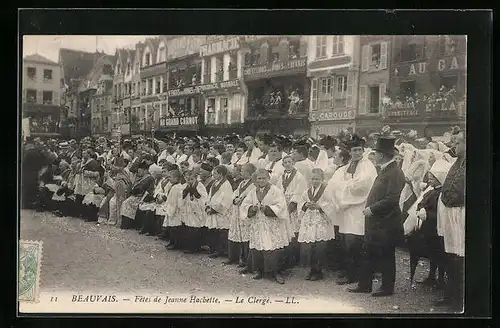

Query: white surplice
left=276, top=169, right=308, bottom=235
left=228, top=179, right=256, bottom=243
left=314, top=149, right=330, bottom=172
left=162, top=183, right=184, bottom=227
left=156, top=181, right=173, bottom=217
left=205, top=179, right=233, bottom=230
left=235, top=147, right=263, bottom=167
left=265, top=159, right=284, bottom=185
left=179, top=182, right=208, bottom=228
left=327, top=158, right=377, bottom=235
left=297, top=184, right=337, bottom=243
left=294, top=158, right=315, bottom=186
left=240, top=184, right=291, bottom=251
left=437, top=195, right=465, bottom=257
left=323, top=157, right=337, bottom=182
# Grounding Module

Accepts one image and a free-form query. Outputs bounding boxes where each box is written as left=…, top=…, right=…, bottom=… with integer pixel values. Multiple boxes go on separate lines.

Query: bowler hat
left=374, top=136, right=397, bottom=155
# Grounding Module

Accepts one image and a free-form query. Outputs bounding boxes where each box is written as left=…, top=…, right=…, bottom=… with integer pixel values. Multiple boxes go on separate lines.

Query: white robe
left=162, top=183, right=184, bottom=227
left=179, top=182, right=208, bottom=228
left=228, top=179, right=256, bottom=243
left=176, top=154, right=188, bottom=166
left=205, top=179, right=233, bottom=230
left=294, top=158, right=315, bottom=186
left=298, top=185, right=337, bottom=243
left=437, top=195, right=465, bottom=257
left=156, top=181, right=173, bottom=216
left=324, top=157, right=337, bottom=182
left=327, top=158, right=377, bottom=235
left=240, top=185, right=291, bottom=251
left=314, top=149, right=329, bottom=172
left=276, top=170, right=308, bottom=235
left=235, top=147, right=263, bottom=167
left=265, top=159, right=285, bottom=185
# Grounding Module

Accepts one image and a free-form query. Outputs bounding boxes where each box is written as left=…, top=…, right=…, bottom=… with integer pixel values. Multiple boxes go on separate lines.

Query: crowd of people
left=21, top=125, right=465, bottom=311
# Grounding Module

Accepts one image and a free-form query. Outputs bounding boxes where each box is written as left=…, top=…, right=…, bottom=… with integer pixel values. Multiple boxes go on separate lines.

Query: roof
left=24, top=53, right=58, bottom=65
left=59, top=48, right=100, bottom=85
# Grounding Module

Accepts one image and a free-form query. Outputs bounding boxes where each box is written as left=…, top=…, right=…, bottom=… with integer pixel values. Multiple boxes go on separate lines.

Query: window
left=318, top=77, right=333, bottom=109
left=127, top=63, right=132, bottom=75
left=26, top=89, right=37, bottom=103
left=102, top=64, right=113, bottom=75
left=219, top=98, right=228, bottom=124
left=439, top=75, right=458, bottom=91
left=362, top=42, right=388, bottom=71
left=439, top=35, right=460, bottom=56
left=368, top=86, right=380, bottom=113
left=271, top=52, right=280, bottom=63
left=148, top=79, right=153, bottom=95
left=43, top=91, right=53, bottom=105
left=400, top=80, right=416, bottom=98
left=231, top=93, right=241, bottom=123
left=144, top=53, right=151, bottom=66
left=43, top=69, right=53, bottom=82
left=358, top=83, right=386, bottom=115
left=335, top=75, right=348, bottom=108
left=315, top=36, right=327, bottom=58
left=158, top=46, right=166, bottom=62
left=332, top=36, right=344, bottom=55
left=27, top=67, right=36, bottom=80
left=398, top=38, right=424, bottom=62
left=156, top=80, right=161, bottom=94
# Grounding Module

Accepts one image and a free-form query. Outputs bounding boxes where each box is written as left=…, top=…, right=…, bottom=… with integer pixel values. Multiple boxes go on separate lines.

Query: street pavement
left=20, top=209, right=453, bottom=314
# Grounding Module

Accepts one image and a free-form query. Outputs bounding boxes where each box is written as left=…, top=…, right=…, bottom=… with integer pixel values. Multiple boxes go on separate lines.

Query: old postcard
left=20, top=33, right=467, bottom=314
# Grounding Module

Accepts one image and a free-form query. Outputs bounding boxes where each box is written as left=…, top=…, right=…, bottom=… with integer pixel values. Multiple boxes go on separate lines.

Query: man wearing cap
left=255, top=134, right=273, bottom=169
left=348, top=136, right=405, bottom=297
left=292, top=140, right=315, bottom=187
left=328, top=135, right=377, bottom=285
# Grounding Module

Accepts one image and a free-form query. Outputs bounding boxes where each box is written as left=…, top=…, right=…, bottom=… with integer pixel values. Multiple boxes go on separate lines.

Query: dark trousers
left=200, top=227, right=210, bottom=248
left=300, top=241, right=328, bottom=272
left=358, top=242, right=396, bottom=292
left=443, top=253, right=464, bottom=308
left=154, top=215, right=164, bottom=236
left=251, top=248, right=283, bottom=274
left=140, top=210, right=156, bottom=234
left=228, top=241, right=249, bottom=264
left=184, top=227, right=203, bottom=251
left=83, top=204, right=99, bottom=222
left=37, top=188, right=54, bottom=212
left=168, top=225, right=186, bottom=248
left=283, top=233, right=300, bottom=269
left=75, top=195, right=84, bottom=217
left=344, top=234, right=364, bottom=281
left=208, top=229, right=228, bottom=255
left=120, top=215, right=135, bottom=230
left=336, top=231, right=348, bottom=272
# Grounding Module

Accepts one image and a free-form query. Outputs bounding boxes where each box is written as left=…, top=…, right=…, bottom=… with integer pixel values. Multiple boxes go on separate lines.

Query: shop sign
left=200, top=37, right=240, bottom=57
left=141, top=94, right=167, bottom=103
left=424, top=100, right=462, bottom=117
left=160, top=116, right=198, bottom=127
left=244, top=58, right=307, bottom=77
left=397, top=56, right=464, bottom=77
left=166, top=36, right=207, bottom=60
left=168, top=80, right=240, bottom=97
left=310, top=110, right=355, bottom=121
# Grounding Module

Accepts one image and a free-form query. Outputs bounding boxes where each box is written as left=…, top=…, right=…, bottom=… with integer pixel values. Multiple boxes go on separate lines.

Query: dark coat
left=365, top=161, right=406, bottom=247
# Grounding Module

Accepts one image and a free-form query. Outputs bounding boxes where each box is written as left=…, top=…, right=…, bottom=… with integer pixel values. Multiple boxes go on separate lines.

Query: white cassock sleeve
left=340, top=159, right=377, bottom=208
left=208, top=181, right=233, bottom=215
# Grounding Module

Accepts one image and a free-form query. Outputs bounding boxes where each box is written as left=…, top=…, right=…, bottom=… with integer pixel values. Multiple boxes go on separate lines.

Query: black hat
left=345, top=134, right=364, bottom=150
left=138, top=161, right=150, bottom=170
left=373, top=136, right=397, bottom=155
left=319, top=136, right=337, bottom=149
left=200, top=162, right=214, bottom=172
left=293, top=139, right=310, bottom=149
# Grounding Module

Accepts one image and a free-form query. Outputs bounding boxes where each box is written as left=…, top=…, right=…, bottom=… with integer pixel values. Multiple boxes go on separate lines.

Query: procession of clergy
left=23, top=126, right=465, bottom=310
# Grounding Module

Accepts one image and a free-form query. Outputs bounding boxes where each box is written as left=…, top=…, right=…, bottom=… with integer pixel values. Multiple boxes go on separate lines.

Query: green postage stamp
left=19, top=240, right=43, bottom=303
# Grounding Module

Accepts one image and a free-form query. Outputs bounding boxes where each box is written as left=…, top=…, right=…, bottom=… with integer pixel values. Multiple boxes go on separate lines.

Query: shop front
left=243, top=57, right=309, bottom=135
left=23, top=103, right=61, bottom=137
left=157, top=86, right=204, bottom=137
left=309, top=109, right=356, bottom=138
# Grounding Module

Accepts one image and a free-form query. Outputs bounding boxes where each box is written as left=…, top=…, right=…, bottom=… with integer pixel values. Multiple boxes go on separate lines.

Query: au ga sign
left=310, top=110, right=355, bottom=121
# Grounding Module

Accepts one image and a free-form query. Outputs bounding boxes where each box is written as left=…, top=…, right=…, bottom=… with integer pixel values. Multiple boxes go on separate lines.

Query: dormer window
left=144, top=52, right=151, bottom=66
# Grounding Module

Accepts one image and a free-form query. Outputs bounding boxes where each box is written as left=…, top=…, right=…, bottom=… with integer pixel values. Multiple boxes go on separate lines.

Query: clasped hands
left=304, top=201, right=320, bottom=211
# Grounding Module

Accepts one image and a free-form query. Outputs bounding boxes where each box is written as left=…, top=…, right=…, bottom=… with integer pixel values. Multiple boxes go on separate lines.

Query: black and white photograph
left=19, top=30, right=472, bottom=314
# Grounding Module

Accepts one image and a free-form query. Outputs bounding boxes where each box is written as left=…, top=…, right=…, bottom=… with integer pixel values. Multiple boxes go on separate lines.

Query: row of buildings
left=22, top=35, right=466, bottom=140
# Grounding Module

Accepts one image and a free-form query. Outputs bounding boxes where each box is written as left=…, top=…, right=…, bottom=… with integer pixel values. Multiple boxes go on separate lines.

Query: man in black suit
left=348, top=136, right=406, bottom=297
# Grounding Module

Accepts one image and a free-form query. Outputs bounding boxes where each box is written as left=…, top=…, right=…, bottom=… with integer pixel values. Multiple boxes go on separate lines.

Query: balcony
left=228, top=68, right=237, bottom=80
left=206, top=112, right=216, bottom=125
left=203, top=74, right=210, bottom=84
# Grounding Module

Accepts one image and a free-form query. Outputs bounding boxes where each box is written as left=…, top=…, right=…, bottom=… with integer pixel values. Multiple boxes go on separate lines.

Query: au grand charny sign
left=167, top=80, right=240, bottom=97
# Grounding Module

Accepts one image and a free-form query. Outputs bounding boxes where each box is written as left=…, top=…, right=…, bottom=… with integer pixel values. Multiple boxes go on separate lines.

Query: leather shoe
left=252, top=272, right=263, bottom=280
left=371, top=288, right=393, bottom=297
left=274, top=273, right=285, bottom=284
left=310, top=272, right=324, bottom=281
left=347, top=285, right=372, bottom=293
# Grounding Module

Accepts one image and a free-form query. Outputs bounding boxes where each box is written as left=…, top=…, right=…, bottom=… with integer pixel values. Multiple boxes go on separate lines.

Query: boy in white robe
left=240, top=169, right=290, bottom=284
left=162, top=170, right=184, bottom=250
left=181, top=170, right=209, bottom=254
left=227, top=163, right=257, bottom=266
left=265, top=142, right=285, bottom=185
left=292, top=142, right=315, bottom=186
left=327, top=135, right=377, bottom=284
left=276, top=155, right=308, bottom=268
left=235, top=135, right=263, bottom=166
left=205, top=165, right=234, bottom=258
left=298, top=168, right=336, bottom=281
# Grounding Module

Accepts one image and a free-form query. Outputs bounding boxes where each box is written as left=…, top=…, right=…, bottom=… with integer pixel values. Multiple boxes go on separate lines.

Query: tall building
left=241, top=35, right=309, bottom=135
left=160, top=35, right=207, bottom=136
left=354, top=35, right=391, bottom=136
left=22, top=54, right=62, bottom=137
left=128, top=42, right=145, bottom=136
left=384, top=35, right=466, bottom=137
left=199, top=35, right=246, bottom=135
left=307, top=36, right=361, bottom=138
